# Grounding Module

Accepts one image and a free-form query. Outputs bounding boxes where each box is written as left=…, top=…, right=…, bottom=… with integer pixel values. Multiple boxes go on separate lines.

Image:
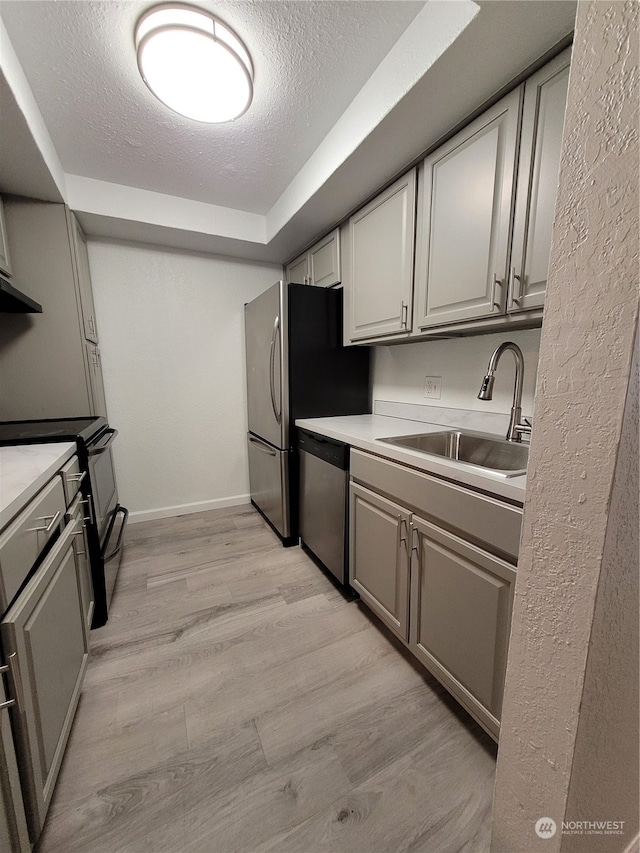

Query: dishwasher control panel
left=297, top=430, right=349, bottom=470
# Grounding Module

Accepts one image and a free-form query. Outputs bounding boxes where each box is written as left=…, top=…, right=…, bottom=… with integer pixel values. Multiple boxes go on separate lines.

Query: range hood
left=0, top=274, right=42, bottom=313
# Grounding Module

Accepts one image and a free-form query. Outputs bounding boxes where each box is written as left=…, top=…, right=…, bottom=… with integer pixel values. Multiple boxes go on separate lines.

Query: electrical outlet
left=424, top=376, right=442, bottom=399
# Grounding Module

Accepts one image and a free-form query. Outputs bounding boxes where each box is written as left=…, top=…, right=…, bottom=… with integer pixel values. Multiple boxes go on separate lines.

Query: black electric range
left=0, top=417, right=128, bottom=626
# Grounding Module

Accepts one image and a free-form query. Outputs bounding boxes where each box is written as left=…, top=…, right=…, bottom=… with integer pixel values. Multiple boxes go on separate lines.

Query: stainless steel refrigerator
left=245, top=281, right=370, bottom=545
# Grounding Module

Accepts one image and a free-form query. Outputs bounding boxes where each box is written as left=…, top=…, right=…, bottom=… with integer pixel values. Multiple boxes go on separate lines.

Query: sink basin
left=378, top=430, right=529, bottom=477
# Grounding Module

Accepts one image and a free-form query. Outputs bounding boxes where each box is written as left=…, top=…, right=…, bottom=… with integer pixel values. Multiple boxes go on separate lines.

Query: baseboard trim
left=127, top=494, right=251, bottom=524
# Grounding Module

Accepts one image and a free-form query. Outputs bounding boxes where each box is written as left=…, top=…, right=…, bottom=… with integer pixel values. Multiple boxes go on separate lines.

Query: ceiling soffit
left=0, top=1, right=577, bottom=262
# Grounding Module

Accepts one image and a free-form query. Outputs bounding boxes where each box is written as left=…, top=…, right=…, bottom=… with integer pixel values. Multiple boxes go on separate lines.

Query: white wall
left=372, top=328, right=541, bottom=417
left=87, top=239, right=281, bottom=521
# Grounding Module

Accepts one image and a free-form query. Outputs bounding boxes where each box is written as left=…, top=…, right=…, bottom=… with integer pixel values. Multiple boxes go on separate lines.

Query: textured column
left=491, top=2, right=639, bottom=851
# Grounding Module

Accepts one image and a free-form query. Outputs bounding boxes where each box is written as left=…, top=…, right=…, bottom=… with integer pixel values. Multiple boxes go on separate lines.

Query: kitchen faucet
left=477, top=341, right=531, bottom=442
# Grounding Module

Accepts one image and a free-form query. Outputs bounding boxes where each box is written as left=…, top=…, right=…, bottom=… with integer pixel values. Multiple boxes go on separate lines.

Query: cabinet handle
left=82, top=496, right=95, bottom=526
left=67, top=471, right=87, bottom=484
left=74, top=529, right=87, bottom=557
left=398, top=516, right=408, bottom=550
left=490, top=275, right=503, bottom=311
left=410, top=525, right=420, bottom=560
left=508, top=266, right=523, bottom=306
left=0, top=654, right=24, bottom=714
left=401, top=301, right=408, bottom=328
left=26, top=510, right=61, bottom=533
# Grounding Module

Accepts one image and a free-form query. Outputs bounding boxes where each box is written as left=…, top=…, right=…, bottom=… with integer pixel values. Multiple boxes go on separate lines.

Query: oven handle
left=88, top=428, right=118, bottom=456
left=103, top=505, right=129, bottom=562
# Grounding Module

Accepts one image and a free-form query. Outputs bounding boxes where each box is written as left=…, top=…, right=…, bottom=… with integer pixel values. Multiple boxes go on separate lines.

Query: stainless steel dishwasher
left=298, top=429, right=349, bottom=584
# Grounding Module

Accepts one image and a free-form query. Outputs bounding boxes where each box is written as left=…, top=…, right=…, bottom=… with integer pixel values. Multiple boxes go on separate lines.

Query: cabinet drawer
left=59, top=455, right=84, bottom=506
left=0, top=477, right=66, bottom=611
left=350, top=449, right=522, bottom=562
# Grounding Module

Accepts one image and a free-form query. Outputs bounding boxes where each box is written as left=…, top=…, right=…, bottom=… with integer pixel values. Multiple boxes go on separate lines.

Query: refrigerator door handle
left=269, top=315, right=282, bottom=424
left=248, top=435, right=277, bottom=456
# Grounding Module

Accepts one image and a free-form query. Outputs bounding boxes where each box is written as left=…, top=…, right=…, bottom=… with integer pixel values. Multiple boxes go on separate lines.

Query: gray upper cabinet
left=285, top=228, right=341, bottom=288
left=347, top=170, right=416, bottom=342
left=0, top=198, right=107, bottom=420
left=413, top=89, right=522, bottom=330
left=285, top=253, right=308, bottom=285
left=0, top=196, right=12, bottom=277
left=508, top=48, right=571, bottom=313
left=86, top=342, right=108, bottom=419
left=69, top=213, right=99, bottom=342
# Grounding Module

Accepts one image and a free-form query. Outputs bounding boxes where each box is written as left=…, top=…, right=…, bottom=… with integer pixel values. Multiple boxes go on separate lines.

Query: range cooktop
left=0, top=417, right=107, bottom=445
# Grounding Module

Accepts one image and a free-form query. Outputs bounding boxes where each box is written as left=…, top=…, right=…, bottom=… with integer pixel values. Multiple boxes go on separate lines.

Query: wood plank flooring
left=38, top=505, right=497, bottom=853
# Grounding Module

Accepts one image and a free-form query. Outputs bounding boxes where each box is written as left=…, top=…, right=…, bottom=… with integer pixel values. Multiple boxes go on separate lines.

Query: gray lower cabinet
left=0, top=198, right=106, bottom=421
left=346, top=170, right=416, bottom=342
left=349, top=449, right=521, bottom=739
left=349, top=483, right=410, bottom=641
left=1, top=518, right=89, bottom=842
left=409, top=516, right=515, bottom=735
left=0, top=678, right=29, bottom=853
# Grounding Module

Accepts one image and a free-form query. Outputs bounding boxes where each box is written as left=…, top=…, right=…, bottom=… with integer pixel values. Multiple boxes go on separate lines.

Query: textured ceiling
left=0, top=0, right=424, bottom=214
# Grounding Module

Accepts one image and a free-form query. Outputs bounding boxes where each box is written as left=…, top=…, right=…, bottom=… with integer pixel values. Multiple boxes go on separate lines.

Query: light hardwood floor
left=38, top=505, right=497, bottom=853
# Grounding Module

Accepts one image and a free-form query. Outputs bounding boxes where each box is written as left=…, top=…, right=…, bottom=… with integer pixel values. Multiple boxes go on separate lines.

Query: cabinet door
left=309, top=229, right=341, bottom=287
left=0, top=199, right=93, bottom=420
left=409, top=516, right=515, bottom=737
left=1, top=519, right=89, bottom=839
left=86, top=342, right=108, bottom=417
left=0, top=677, right=30, bottom=853
left=414, top=88, right=521, bottom=329
left=0, top=196, right=12, bottom=277
left=348, top=170, right=416, bottom=341
left=68, top=212, right=99, bottom=343
left=349, top=482, right=410, bottom=641
left=285, top=253, right=309, bottom=285
left=508, top=49, right=571, bottom=313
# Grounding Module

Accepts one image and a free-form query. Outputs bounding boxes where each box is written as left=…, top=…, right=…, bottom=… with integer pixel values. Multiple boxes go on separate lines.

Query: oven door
left=87, top=428, right=119, bottom=548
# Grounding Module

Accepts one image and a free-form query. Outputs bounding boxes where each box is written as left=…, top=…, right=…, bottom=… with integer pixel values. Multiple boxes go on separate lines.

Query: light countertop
left=295, top=414, right=527, bottom=504
left=0, top=443, right=76, bottom=529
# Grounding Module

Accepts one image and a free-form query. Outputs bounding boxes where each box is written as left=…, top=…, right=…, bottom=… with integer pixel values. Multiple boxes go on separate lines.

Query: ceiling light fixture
left=135, top=4, right=254, bottom=123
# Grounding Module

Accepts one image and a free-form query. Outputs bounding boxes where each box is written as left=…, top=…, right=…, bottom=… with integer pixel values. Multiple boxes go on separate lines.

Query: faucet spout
left=477, top=342, right=526, bottom=442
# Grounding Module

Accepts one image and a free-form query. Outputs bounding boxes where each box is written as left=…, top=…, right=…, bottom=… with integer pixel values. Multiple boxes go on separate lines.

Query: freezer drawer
left=247, top=434, right=290, bottom=539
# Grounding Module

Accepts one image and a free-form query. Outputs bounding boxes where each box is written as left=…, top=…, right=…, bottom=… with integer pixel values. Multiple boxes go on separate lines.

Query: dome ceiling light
left=135, top=4, right=254, bottom=123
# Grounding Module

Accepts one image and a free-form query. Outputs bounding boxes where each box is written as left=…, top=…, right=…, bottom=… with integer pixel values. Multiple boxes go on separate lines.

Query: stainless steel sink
left=378, top=430, right=529, bottom=477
